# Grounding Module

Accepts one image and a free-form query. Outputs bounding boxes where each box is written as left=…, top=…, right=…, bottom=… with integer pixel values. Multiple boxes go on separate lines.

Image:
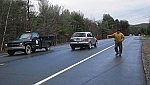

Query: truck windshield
left=19, top=33, right=32, bottom=39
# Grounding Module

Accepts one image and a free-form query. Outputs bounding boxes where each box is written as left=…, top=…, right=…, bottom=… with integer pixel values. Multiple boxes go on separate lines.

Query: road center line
left=33, top=44, right=114, bottom=85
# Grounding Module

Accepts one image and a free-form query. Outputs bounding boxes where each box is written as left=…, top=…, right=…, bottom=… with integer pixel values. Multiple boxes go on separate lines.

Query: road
left=0, top=36, right=146, bottom=85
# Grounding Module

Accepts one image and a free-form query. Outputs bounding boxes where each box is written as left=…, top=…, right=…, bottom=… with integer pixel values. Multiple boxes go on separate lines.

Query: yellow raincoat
left=110, top=32, right=125, bottom=43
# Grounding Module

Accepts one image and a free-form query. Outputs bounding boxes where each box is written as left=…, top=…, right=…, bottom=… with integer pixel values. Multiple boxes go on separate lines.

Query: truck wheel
left=32, top=49, right=36, bottom=53
left=45, top=47, right=48, bottom=51
left=25, top=45, right=32, bottom=55
left=45, top=43, right=50, bottom=51
left=8, top=50, right=15, bottom=56
left=88, top=42, right=92, bottom=50
left=71, top=46, right=75, bottom=51
left=94, top=41, right=98, bottom=48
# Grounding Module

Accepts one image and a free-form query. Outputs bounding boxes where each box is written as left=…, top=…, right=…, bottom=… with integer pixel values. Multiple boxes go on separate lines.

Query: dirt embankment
left=142, top=36, right=150, bottom=85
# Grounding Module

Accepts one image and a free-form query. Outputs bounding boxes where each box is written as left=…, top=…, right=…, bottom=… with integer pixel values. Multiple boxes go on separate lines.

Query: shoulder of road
left=142, top=36, right=150, bottom=85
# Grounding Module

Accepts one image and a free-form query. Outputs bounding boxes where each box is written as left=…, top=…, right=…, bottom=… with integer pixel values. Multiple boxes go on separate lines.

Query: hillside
left=131, top=23, right=149, bottom=28
left=129, top=23, right=149, bottom=35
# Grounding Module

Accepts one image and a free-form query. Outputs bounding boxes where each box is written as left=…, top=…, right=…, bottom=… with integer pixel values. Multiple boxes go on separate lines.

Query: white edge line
left=33, top=45, right=114, bottom=85
left=0, top=63, right=5, bottom=66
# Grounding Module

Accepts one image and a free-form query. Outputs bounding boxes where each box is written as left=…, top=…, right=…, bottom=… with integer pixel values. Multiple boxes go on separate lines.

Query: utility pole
left=1, top=0, right=12, bottom=51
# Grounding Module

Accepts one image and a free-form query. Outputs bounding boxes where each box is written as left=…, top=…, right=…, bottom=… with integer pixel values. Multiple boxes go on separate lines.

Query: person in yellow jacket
left=108, top=29, right=125, bottom=56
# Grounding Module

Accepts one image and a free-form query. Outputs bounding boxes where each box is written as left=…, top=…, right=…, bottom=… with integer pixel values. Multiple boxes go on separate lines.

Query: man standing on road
left=108, top=29, right=125, bottom=56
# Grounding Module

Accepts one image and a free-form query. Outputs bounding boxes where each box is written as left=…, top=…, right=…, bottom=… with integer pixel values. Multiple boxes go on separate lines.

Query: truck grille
left=7, top=43, right=20, bottom=47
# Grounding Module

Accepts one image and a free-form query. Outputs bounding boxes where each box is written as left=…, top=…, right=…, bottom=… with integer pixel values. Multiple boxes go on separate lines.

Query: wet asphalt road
left=0, top=36, right=146, bottom=85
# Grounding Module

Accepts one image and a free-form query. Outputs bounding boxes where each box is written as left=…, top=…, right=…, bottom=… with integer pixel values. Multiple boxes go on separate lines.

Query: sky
left=31, top=0, right=150, bottom=25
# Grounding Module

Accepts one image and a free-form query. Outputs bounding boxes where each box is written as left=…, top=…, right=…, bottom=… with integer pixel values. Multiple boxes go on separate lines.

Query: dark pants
left=115, top=42, right=122, bottom=54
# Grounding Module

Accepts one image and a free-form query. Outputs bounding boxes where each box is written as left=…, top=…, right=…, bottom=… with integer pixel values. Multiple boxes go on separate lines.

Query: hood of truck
left=7, top=39, right=31, bottom=43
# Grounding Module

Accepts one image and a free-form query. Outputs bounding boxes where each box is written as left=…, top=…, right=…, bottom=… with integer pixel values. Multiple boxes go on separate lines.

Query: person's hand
left=107, top=35, right=112, bottom=38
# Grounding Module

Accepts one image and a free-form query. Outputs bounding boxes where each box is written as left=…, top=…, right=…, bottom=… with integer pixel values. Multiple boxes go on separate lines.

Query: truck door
left=32, top=33, right=41, bottom=48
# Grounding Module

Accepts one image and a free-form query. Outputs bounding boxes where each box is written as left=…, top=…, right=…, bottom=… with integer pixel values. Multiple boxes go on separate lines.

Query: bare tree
left=1, top=0, right=12, bottom=51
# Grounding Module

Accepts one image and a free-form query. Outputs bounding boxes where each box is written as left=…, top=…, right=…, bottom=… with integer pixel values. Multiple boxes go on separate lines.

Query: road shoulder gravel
left=142, top=36, right=150, bottom=85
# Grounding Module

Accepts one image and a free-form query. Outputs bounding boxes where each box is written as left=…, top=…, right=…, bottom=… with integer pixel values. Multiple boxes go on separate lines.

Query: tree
left=147, top=23, right=150, bottom=35
left=120, top=20, right=129, bottom=35
left=101, top=14, right=115, bottom=38
left=0, top=0, right=28, bottom=51
left=84, top=18, right=99, bottom=36
left=71, top=11, right=85, bottom=32
left=1, top=0, right=12, bottom=51
left=102, top=14, right=114, bottom=29
left=36, top=0, right=61, bottom=35
left=59, top=9, right=73, bottom=36
left=114, top=19, right=120, bottom=30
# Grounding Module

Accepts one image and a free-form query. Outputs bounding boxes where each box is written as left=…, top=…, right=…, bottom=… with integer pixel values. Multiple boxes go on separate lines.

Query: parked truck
left=5, top=32, right=55, bottom=56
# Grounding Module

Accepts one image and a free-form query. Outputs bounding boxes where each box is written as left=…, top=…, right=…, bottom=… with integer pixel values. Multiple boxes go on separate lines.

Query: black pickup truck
left=5, top=32, right=55, bottom=56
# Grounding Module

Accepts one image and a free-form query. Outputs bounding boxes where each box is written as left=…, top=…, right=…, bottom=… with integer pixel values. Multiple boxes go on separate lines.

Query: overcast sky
left=31, top=0, right=150, bottom=25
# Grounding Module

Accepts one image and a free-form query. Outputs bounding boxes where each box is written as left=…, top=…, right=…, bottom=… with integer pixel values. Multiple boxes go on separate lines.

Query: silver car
left=70, top=32, right=98, bottom=50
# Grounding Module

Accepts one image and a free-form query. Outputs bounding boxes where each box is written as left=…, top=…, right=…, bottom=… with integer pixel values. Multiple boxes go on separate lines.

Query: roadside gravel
left=142, top=36, right=150, bottom=85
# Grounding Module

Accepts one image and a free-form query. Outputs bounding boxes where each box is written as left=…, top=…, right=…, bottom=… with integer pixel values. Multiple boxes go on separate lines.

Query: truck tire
left=25, top=45, right=32, bottom=55
left=94, top=41, right=97, bottom=48
left=8, top=50, right=15, bottom=56
left=45, top=47, right=48, bottom=51
left=71, top=46, right=75, bottom=51
left=88, top=42, right=92, bottom=50
left=32, top=49, right=36, bottom=53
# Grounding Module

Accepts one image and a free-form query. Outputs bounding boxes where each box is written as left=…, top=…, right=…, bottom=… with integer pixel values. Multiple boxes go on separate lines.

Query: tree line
left=129, top=23, right=150, bottom=35
left=1, top=0, right=147, bottom=51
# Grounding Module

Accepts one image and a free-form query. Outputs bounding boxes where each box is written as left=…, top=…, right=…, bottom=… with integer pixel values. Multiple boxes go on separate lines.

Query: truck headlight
left=19, top=43, right=24, bottom=46
left=5, top=44, right=7, bottom=46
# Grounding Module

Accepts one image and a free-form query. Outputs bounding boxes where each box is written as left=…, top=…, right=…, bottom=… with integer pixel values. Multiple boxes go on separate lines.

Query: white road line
left=0, top=63, right=5, bottom=66
left=33, top=45, right=114, bottom=85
